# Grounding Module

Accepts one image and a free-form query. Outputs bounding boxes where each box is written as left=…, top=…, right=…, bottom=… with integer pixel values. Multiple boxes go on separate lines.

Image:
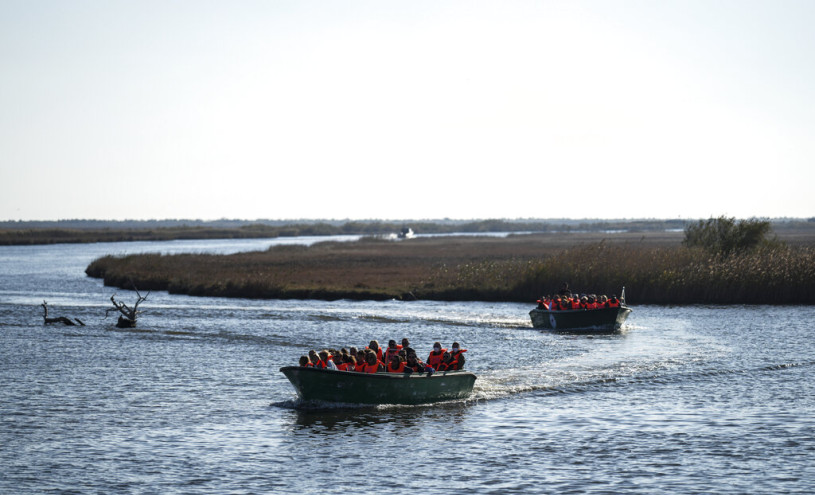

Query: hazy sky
left=1, top=0, right=813, bottom=221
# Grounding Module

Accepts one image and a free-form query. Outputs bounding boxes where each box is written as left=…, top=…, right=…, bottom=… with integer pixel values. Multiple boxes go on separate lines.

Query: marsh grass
left=85, top=233, right=815, bottom=304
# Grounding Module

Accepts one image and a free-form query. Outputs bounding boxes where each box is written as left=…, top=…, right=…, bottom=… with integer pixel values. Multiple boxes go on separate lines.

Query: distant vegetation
left=683, top=216, right=777, bottom=255
left=3, top=217, right=814, bottom=246
left=0, top=218, right=686, bottom=245
left=85, top=226, right=815, bottom=305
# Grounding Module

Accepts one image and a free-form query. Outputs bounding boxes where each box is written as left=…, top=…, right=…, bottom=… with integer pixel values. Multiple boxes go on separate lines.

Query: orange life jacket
left=354, top=361, right=366, bottom=372
left=406, top=360, right=428, bottom=372
left=437, top=360, right=454, bottom=371
left=363, top=362, right=380, bottom=374
left=314, top=359, right=330, bottom=369
left=427, top=349, right=446, bottom=369
left=447, top=349, right=467, bottom=370
left=587, top=302, right=598, bottom=310
left=387, top=361, right=406, bottom=373
left=570, top=299, right=580, bottom=310
left=384, top=347, right=400, bottom=363
left=607, top=299, right=620, bottom=308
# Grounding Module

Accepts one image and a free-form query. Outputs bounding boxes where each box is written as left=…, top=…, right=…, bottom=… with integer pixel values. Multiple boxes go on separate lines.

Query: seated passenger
left=315, top=350, right=337, bottom=370
left=607, top=295, right=621, bottom=308
left=368, top=340, right=384, bottom=362
left=405, top=351, right=433, bottom=373
left=338, top=354, right=356, bottom=371
left=449, top=342, right=467, bottom=370
left=436, top=352, right=454, bottom=371
left=384, top=339, right=401, bottom=363
left=363, top=352, right=384, bottom=373
left=354, top=352, right=367, bottom=372
left=427, top=341, right=447, bottom=370
left=299, top=355, right=311, bottom=367
left=308, top=350, right=319, bottom=366
left=387, top=354, right=406, bottom=373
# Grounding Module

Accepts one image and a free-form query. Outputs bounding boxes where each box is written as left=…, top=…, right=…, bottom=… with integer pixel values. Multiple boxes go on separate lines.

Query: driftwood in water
left=107, top=289, right=148, bottom=328
left=41, top=301, right=85, bottom=326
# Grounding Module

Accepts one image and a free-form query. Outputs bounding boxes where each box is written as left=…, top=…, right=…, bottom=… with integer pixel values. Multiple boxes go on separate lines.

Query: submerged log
left=41, top=301, right=85, bottom=326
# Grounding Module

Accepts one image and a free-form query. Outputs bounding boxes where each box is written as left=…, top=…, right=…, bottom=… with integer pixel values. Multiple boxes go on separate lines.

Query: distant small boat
left=529, top=306, right=632, bottom=332
left=397, top=227, right=414, bottom=239
left=279, top=366, right=476, bottom=405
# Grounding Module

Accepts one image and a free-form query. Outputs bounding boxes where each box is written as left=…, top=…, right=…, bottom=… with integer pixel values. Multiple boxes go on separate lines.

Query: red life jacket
left=437, top=360, right=454, bottom=371
left=607, top=299, right=620, bottom=308
left=449, top=349, right=467, bottom=369
left=354, top=361, right=366, bottom=372
left=570, top=299, right=580, bottom=310
left=314, top=359, right=330, bottom=369
left=587, top=302, right=598, bottom=310
left=427, top=349, right=446, bottom=369
left=363, top=362, right=380, bottom=374
left=384, top=347, right=400, bottom=363
left=406, top=360, right=428, bottom=372
left=387, top=361, right=406, bottom=373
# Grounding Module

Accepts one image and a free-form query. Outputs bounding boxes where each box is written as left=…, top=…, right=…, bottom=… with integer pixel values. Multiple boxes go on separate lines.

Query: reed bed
left=85, top=233, right=815, bottom=304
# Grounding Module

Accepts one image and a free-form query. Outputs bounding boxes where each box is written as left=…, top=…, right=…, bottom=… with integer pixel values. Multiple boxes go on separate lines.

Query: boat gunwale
left=528, top=305, right=632, bottom=315
left=279, top=366, right=475, bottom=381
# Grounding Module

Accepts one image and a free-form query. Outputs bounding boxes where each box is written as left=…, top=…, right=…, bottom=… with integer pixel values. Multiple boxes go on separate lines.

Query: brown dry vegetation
left=85, top=230, right=815, bottom=304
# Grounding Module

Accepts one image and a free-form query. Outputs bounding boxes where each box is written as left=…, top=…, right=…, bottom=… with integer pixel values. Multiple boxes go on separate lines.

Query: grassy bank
left=85, top=232, right=815, bottom=305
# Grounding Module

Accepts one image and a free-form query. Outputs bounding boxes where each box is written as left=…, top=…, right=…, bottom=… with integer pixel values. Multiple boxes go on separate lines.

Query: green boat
left=279, top=366, right=477, bottom=405
left=529, top=305, right=632, bottom=332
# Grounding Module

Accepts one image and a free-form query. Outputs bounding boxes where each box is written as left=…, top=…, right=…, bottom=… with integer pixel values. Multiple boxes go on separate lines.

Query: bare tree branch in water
left=107, top=288, right=149, bottom=328
left=41, top=301, right=85, bottom=326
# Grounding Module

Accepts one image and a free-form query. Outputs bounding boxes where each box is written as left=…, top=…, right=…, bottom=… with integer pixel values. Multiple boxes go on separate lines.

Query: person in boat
left=536, top=297, right=549, bottom=310
left=401, top=338, right=410, bottom=350
left=299, top=355, right=311, bottom=367
left=405, top=349, right=433, bottom=373
left=607, top=295, right=621, bottom=308
left=368, top=340, right=384, bottom=362
left=363, top=351, right=385, bottom=373
left=427, top=342, right=447, bottom=370
left=436, top=352, right=454, bottom=371
left=308, top=350, right=319, bottom=366
left=338, top=354, right=356, bottom=371
left=558, top=282, right=572, bottom=298
left=354, top=353, right=367, bottom=372
left=387, top=354, right=406, bottom=373
left=331, top=350, right=344, bottom=368
left=384, top=340, right=401, bottom=363
left=315, top=350, right=337, bottom=370
left=449, top=342, right=466, bottom=370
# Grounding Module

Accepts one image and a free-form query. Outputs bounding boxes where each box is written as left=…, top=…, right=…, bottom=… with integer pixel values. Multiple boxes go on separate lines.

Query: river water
left=1, top=238, right=813, bottom=494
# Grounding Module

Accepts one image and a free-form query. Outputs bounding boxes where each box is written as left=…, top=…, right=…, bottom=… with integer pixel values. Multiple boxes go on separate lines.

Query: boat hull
left=280, top=366, right=476, bottom=405
left=529, top=306, right=632, bottom=332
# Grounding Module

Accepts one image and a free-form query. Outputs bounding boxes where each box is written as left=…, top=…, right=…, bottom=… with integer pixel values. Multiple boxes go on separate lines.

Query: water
left=1, top=239, right=814, bottom=493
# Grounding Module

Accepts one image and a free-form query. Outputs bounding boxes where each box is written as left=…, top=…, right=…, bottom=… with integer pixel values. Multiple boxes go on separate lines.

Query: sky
left=1, top=0, right=814, bottom=221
